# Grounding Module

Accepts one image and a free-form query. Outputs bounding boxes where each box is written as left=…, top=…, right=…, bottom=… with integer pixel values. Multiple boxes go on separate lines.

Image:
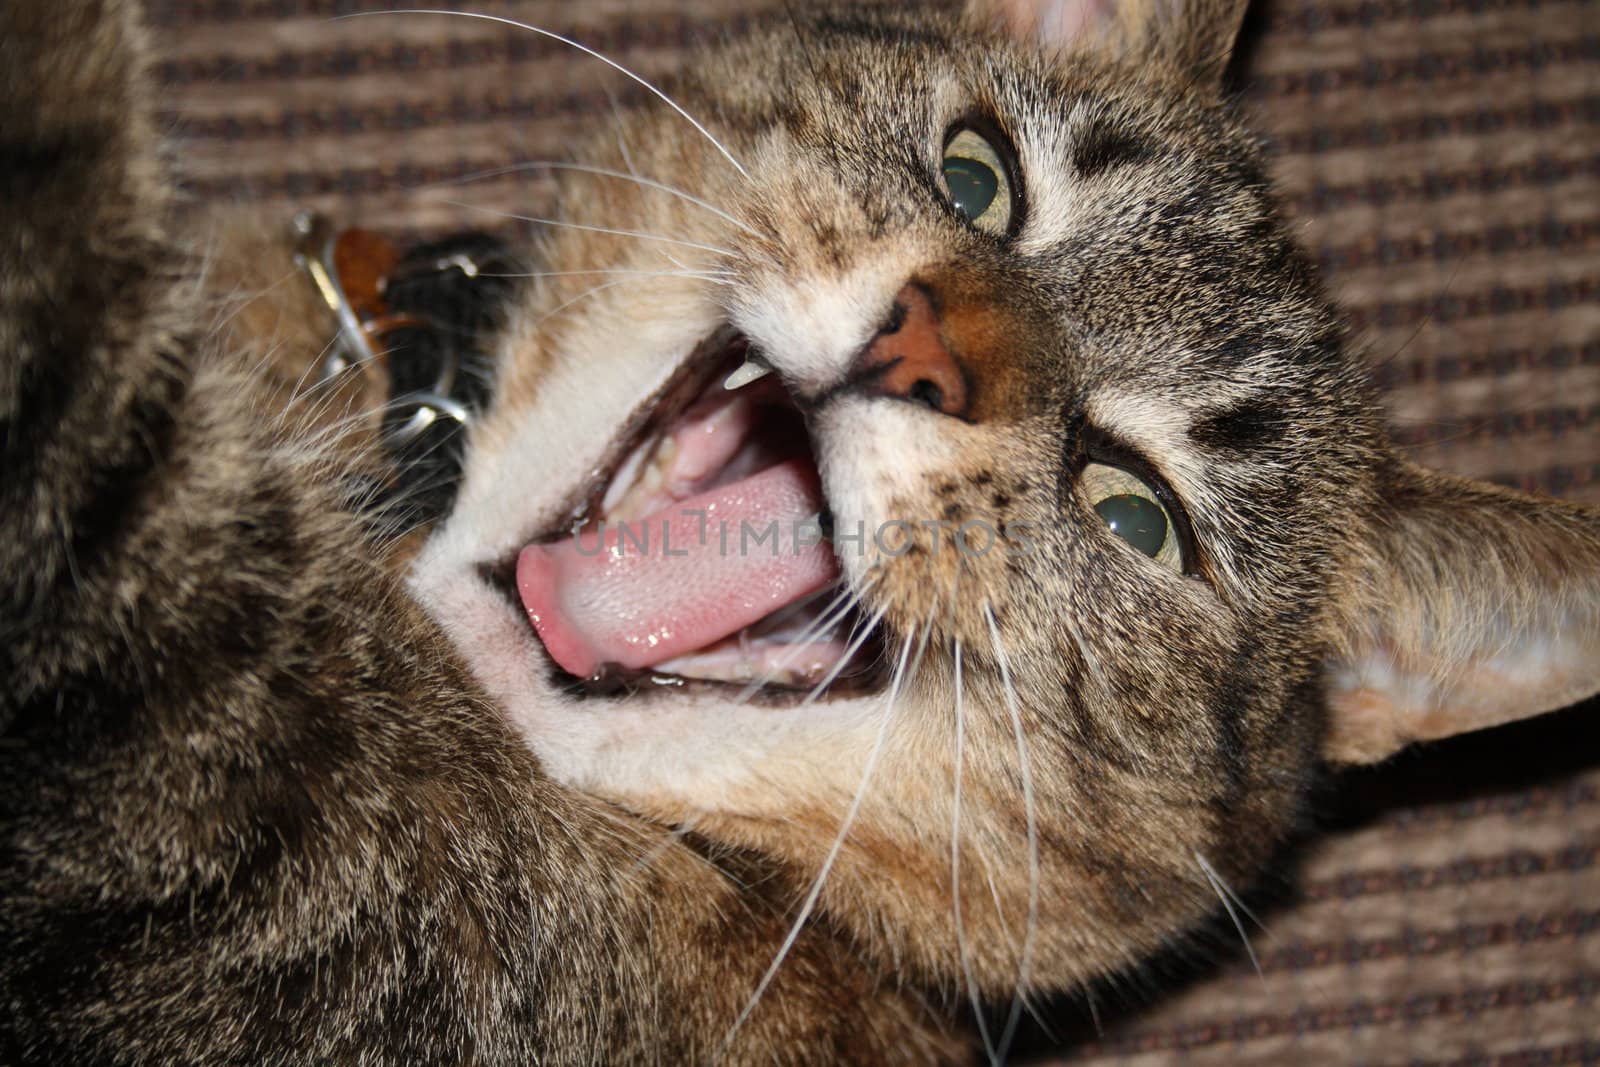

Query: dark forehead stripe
left=1190, top=402, right=1289, bottom=457
left=1072, top=116, right=1155, bottom=179
left=1207, top=671, right=1251, bottom=800
left=810, top=13, right=947, bottom=49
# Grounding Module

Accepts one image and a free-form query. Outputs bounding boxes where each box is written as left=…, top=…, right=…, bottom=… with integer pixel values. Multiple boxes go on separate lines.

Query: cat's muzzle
left=494, top=328, right=888, bottom=705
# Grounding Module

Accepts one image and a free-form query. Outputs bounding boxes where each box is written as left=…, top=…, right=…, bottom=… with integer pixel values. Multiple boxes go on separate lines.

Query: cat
left=3, top=0, right=1597, bottom=1065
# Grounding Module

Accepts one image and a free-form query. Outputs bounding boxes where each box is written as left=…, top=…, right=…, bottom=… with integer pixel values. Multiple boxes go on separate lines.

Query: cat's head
left=412, top=0, right=1600, bottom=999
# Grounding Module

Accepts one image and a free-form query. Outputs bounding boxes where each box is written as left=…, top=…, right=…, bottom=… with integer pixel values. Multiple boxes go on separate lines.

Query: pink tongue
left=516, top=459, right=838, bottom=678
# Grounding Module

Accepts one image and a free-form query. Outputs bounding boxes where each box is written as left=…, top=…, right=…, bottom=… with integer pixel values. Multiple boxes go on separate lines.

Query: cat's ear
left=1324, top=462, right=1600, bottom=764
left=964, top=0, right=1250, bottom=91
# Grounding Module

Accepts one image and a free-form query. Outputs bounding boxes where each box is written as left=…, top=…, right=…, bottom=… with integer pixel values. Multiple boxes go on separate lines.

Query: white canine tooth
left=600, top=439, right=652, bottom=515
left=723, top=359, right=772, bottom=391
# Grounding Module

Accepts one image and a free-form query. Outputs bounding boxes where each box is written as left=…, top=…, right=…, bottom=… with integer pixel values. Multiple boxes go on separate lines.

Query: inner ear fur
left=964, top=0, right=1251, bottom=92
left=1326, top=460, right=1600, bottom=765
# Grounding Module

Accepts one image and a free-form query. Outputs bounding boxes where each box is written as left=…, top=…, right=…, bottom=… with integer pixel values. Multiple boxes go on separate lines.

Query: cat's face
left=411, top=2, right=1600, bottom=1000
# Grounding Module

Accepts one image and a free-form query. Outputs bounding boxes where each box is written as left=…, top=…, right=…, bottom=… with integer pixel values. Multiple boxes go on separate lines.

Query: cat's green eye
left=1082, top=463, right=1183, bottom=571
left=941, top=127, right=1014, bottom=235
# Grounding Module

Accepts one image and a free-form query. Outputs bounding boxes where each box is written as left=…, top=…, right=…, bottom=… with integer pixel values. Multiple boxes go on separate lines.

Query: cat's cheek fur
left=445, top=284, right=724, bottom=563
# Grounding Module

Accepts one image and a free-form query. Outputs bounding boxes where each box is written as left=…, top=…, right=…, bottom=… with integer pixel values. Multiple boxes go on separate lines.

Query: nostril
left=906, top=379, right=945, bottom=411
left=881, top=300, right=908, bottom=336
left=847, top=283, right=971, bottom=420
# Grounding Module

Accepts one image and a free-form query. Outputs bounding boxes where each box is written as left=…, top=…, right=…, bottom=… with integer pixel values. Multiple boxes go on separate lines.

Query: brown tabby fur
left=3, top=0, right=1598, bottom=1063
left=0, top=2, right=960, bottom=1062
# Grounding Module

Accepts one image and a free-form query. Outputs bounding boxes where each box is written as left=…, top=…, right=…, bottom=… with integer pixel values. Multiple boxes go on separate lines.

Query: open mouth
left=497, top=329, right=885, bottom=702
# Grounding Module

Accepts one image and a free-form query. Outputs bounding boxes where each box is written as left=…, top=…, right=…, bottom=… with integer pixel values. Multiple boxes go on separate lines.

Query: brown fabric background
left=147, top=0, right=1600, bottom=1062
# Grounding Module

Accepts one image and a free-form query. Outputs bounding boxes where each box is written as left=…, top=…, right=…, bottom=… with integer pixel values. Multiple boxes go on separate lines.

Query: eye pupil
left=942, top=156, right=998, bottom=222
left=1094, top=494, right=1169, bottom=558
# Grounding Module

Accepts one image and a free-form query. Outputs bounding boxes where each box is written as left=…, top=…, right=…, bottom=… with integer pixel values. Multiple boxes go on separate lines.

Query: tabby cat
left=2, top=0, right=1596, bottom=1063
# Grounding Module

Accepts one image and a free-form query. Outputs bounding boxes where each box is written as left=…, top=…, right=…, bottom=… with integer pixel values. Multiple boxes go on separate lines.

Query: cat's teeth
left=723, top=359, right=772, bottom=391
left=600, top=438, right=653, bottom=515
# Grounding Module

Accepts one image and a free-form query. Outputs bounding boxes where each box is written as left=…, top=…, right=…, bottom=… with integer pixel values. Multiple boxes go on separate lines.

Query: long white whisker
left=478, top=268, right=733, bottom=281
left=530, top=279, right=629, bottom=328
left=285, top=375, right=404, bottom=454
left=288, top=398, right=389, bottom=456
left=986, top=603, right=1040, bottom=1063
left=731, top=578, right=872, bottom=705
left=904, top=604, right=936, bottom=682
left=603, top=82, right=641, bottom=179
left=435, top=161, right=761, bottom=238
left=1195, top=851, right=1264, bottom=980
left=799, top=603, right=887, bottom=707
left=721, top=629, right=916, bottom=1052
left=951, top=639, right=999, bottom=1064
left=438, top=200, right=737, bottom=258
left=339, top=10, right=752, bottom=181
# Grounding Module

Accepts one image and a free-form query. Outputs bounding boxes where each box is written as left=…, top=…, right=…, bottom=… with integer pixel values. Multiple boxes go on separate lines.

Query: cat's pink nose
left=851, top=284, right=970, bottom=419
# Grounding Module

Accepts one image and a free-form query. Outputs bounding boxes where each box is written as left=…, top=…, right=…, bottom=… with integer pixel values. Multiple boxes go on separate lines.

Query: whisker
left=204, top=265, right=301, bottom=340
left=477, top=268, right=733, bottom=281
left=278, top=334, right=345, bottom=423
left=1083, top=984, right=1104, bottom=1038
left=721, top=628, right=917, bottom=1053
left=905, top=604, right=936, bottom=681
left=435, top=161, right=761, bottom=238
left=984, top=868, right=1013, bottom=943
left=1194, top=851, right=1264, bottom=981
left=339, top=11, right=752, bottom=181
left=946, top=561, right=1000, bottom=1061
left=798, top=602, right=887, bottom=708
left=284, top=337, right=442, bottom=450
left=985, top=603, right=1040, bottom=1063
left=603, top=82, right=641, bottom=179
left=730, top=578, right=870, bottom=705
left=438, top=200, right=738, bottom=258
left=626, top=818, right=702, bottom=881
left=284, top=392, right=389, bottom=457
left=950, top=638, right=1000, bottom=1065
left=529, top=278, right=629, bottom=329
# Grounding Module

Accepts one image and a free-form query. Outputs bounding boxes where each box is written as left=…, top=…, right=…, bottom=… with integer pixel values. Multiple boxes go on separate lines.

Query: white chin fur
left=407, top=546, right=885, bottom=814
